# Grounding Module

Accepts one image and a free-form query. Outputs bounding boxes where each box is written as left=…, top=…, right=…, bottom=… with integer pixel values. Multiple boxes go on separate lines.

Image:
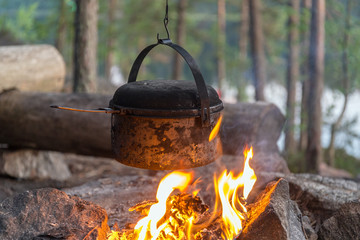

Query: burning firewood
left=105, top=147, right=256, bottom=240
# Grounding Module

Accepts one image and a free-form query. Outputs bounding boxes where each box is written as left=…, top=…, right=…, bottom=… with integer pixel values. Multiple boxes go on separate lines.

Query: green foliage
left=325, top=0, right=360, bottom=92
left=334, top=148, right=360, bottom=176
left=285, top=151, right=306, bottom=173
left=4, top=2, right=39, bottom=42
left=286, top=148, right=360, bottom=176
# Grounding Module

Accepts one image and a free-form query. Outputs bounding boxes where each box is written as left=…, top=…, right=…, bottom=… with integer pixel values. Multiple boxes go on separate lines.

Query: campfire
left=106, top=147, right=256, bottom=240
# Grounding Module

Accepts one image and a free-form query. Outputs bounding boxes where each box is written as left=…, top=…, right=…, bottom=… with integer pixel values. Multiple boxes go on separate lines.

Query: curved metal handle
left=128, top=41, right=210, bottom=126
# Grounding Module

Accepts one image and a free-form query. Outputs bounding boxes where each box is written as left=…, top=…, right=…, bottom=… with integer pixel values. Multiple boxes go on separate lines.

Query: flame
left=134, top=171, right=193, bottom=240
left=106, top=146, right=257, bottom=240
left=209, top=115, right=223, bottom=142
left=214, top=146, right=257, bottom=239
left=241, top=147, right=257, bottom=199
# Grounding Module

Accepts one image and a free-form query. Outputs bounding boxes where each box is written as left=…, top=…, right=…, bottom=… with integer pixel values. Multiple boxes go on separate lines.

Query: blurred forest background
left=1, top=0, right=360, bottom=176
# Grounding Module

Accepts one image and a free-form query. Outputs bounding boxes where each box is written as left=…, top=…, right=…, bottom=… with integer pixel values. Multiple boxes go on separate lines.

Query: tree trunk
left=327, top=0, right=351, bottom=167
left=105, top=0, right=117, bottom=81
left=217, top=0, right=226, bottom=94
left=299, top=0, right=312, bottom=151
left=55, top=0, right=67, bottom=56
left=239, top=0, right=249, bottom=58
left=73, top=0, right=98, bottom=93
left=0, top=45, right=65, bottom=92
left=249, top=0, right=266, bottom=101
left=285, top=0, right=300, bottom=155
left=172, top=0, right=187, bottom=80
left=306, top=0, right=325, bottom=173
left=237, top=0, right=249, bottom=102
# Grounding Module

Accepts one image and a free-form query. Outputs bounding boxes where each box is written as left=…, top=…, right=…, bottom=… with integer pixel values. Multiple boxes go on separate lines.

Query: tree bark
left=327, top=0, right=351, bottom=167
left=105, top=0, right=117, bottom=81
left=73, top=0, right=98, bottom=93
left=172, top=0, right=187, bottom=80
left=217, top=0, right=226, bottom=93
left=239, top=0, right=249, bottom=58
left=249, top=0, right=266, bottom=101
left=285, top=0, right=300, bottom=155
left=237, top=0, right=249, bottom=102
left=306, top=0, right=325, bottom=173
left=0, top=45, right=65, bottom=92
left=216, top=0, right=226, bottom=94
left=299, top=0, right=311, bottom=151
left=0, top=91, right=286, bottom=161
left=55, top=0, right=67, bottom=56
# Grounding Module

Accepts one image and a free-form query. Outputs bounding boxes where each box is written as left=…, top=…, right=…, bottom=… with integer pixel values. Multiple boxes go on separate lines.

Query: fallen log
left=0, top=45, right=65, bottom=92
left=0, top=89, right=112, bottom=158
left=0, top=90, right=286, bottom=168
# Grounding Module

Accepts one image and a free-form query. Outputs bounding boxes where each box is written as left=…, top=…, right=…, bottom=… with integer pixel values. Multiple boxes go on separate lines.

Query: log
left=0, top=45, right=65, bottom=92
left=221, top=102, right=285, bottom=155
left=0, top=91, right=286, bottom=165
left=0, top=89, right=112, bottom=158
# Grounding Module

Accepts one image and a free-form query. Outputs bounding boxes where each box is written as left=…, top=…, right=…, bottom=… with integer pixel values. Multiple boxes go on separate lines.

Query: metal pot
left=110, top=41, right=223, bottom=170
left=52, top=40, right=223, bottom=170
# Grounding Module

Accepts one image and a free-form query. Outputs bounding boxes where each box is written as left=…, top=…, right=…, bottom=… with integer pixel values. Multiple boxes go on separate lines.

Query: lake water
left=221, top=82, right=360, bottom=159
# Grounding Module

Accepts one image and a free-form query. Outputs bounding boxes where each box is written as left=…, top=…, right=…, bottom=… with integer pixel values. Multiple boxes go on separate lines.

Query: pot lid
left=109, top=79, right=223, bottom=118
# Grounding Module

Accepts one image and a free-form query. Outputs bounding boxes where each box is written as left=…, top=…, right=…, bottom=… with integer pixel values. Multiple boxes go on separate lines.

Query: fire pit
left=104, top=147, right=256, bottom=240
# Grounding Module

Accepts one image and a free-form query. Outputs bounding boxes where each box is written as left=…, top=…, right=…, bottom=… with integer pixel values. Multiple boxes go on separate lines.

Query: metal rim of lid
left=109, top=101, right=223, bottom=118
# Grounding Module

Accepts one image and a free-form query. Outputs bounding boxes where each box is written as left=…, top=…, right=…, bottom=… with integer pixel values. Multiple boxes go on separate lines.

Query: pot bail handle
left=128, top=41, right=211, bottom=127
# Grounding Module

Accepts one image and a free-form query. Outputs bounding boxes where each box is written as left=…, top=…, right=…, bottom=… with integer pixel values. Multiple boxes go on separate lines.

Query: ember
left=106, top=147, right=256, bottom=240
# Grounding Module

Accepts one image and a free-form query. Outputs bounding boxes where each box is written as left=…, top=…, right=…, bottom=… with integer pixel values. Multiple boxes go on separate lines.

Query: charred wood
left=239, top=179, right=308, bottom=240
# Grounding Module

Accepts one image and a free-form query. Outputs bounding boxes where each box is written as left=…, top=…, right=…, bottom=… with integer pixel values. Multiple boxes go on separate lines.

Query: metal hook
left=157, top=0, right=171, bottom=43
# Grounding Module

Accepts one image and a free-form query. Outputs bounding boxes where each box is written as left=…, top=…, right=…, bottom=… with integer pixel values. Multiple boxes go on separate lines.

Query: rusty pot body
left=109, top=41, right=223, bottom=170
left=111, top=112, right=222, bottom=170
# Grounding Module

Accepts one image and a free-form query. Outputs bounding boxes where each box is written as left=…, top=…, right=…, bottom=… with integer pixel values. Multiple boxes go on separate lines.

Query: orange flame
left=209, top=115, right=223, bottom=142
left=106, top=147, right=257, bottom=240
left=214, top=146, right=257, bottom=239
left=134, top=171, right=193, bottom=240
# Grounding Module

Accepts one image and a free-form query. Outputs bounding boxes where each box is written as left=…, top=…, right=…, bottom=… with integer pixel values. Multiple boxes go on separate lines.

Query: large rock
left=284, top=173, right=360, bottom=222
left=318, top=202, right=360, bottom=240
left=253, top=172, right=360, bottom=212
left=248, top=171, right=360, bottom=234
left=64, top=174, right=162, bottom=228
left=0, top=188, right=109, bottom=240
left=239, top=179, right=309, bottom=240
left=0, top=150, right=71, bottom=180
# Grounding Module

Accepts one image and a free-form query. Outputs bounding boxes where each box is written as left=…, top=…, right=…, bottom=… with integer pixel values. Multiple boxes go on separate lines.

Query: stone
left=246, top=171, right=360, bottom=234
left=318, top=202, right=360, bottom=240
left=284, top=173, right=360, bottom=221
left=64, top=174, right=162, bottom=229
left=238, top=179, right=308, bottom=240
left=0, top=188, right=109, bottom=240
left=0, top=150, right=71, bottom=181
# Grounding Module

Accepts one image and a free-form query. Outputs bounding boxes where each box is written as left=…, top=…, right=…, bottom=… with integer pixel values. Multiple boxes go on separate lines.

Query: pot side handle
left=127, top=41, right=211, bottom=127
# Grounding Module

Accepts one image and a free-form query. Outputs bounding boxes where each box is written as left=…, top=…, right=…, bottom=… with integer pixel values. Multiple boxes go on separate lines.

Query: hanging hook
left=157, top=0, right=172, bottom=44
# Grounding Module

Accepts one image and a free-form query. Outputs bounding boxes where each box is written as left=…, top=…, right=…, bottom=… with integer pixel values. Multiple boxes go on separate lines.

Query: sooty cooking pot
left=110, top=41, right=223, bottom=170
left=52, top=40, right=223, bottom=170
